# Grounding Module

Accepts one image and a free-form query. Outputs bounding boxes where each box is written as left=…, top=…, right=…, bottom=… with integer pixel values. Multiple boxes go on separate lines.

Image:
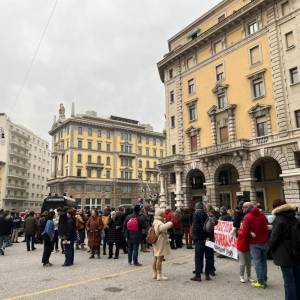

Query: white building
left=0, top=113, right=51, bottom=211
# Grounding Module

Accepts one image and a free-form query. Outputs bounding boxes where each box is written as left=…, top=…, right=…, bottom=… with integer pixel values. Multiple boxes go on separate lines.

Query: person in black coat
left=62, top=209, right=77, bottom=267
left=270, top=199, right=300, bottom=300
left=123, top=205, right=146, bottom=266
left=0, top=211, right=13, bottom=255
left=191, top=202, right=212, bottom=282
left=108, top=211, right=122, bottom=259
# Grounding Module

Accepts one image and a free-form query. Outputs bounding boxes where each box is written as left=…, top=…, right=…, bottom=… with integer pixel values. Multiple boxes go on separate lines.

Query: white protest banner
left=206, top=220, right=238, bottom=260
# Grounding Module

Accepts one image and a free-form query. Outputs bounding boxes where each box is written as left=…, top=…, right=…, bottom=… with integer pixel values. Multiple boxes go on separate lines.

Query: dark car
left=41, top=194, right=77, bottom=212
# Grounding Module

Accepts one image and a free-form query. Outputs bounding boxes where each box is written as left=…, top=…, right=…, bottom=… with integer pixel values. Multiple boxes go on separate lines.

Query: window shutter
left=190, top=135, right=197, bottom=152
left=220, top=126, right=229, bottom=143
left=250, top=46, right=260, bottom=65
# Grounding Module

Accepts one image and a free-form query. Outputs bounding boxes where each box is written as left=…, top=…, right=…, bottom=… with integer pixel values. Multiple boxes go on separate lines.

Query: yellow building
left=158, top=0, right=300, bottom=210
left=48, top=105, right=165, bottom=209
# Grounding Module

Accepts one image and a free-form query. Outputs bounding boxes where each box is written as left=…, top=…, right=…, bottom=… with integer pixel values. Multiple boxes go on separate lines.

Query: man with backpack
left=124, top=204, right=146, bottom=266
left=270, top=199, right=300, bottom=300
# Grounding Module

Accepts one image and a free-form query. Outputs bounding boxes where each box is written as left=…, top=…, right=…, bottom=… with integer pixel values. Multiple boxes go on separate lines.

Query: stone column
left=174, top=168, right=184, bottom=209
left=210, top=115, right=217, bottom=145
left=282, top=176, right=300, bottom=206
left=237, top=178, right=256, bottom=203
left=228, top=108, right=236, bottom=142
left=204, top=181, right=217, bottom=206
left=159, top=173, right=167, bottom=209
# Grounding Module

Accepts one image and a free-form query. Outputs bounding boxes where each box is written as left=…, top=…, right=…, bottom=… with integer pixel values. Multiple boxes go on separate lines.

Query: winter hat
left=195, top=202, right=204, bottom=210
left=272, top=199, right=286, bottom=209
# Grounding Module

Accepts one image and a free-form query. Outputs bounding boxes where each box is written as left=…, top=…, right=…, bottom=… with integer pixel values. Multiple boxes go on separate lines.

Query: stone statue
left=59, top=103, right=66, bottom=121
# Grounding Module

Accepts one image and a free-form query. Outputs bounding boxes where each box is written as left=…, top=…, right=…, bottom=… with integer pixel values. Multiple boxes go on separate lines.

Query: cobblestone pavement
left=0, top=241, right=284, bottom=300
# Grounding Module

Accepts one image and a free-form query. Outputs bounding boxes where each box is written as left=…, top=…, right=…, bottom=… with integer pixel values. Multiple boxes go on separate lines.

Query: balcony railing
left=6, top=185, right=27, bottom=191
left=198, top=139, right=250, bottom=157
left=10, top=150, right=29, bottom=159
left=86, top=162, right=104, bottom=168
left=145, top=167, right=159, bottom=173
left=10, top=140, right=30, bottom=150
left=8, top=161, right=30, bottom=170
left=159, top=154, right=185, bottom=166
left=118, top=152, right=136, bottom=157
left=8, top=173, right=28, bottom=180
left=4, top=195, right=28, bottom=200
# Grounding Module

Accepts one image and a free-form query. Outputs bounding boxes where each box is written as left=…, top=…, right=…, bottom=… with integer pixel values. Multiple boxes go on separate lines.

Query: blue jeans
left=250, top=243, right=268, bottom=284
left=128, top=242, right=139, bottom=264
left=0, top=235, right=9, bottom=250
left=64, top=240, right=74, bottom=266
left=281, top=265, right=300, bottom=300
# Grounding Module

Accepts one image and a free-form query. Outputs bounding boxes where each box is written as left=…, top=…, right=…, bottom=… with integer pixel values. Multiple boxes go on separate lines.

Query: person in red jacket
left=164, top=208, right=176, bottom=249
left=237, top=222, right=254, bottom=283
left=241, top=202, right=269, bottom=288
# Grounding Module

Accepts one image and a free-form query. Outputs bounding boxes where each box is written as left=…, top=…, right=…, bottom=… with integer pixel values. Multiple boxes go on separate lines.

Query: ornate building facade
left=48, top=105, right=165, bottom=210
left=158, top=0, right=300, bottom=210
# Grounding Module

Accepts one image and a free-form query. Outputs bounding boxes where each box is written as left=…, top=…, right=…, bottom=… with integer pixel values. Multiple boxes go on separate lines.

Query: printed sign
left=206, top=220, right=238, bottom=260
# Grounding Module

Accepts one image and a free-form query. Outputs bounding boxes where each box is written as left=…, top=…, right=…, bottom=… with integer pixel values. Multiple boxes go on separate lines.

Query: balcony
left=158, top=154, right=185, bottom=167
left=8, top=161, right=29, bottom=170
left=8, top=173, right=28, bottom=180
left=10, top=150, right=29, bottom=160
left=145, top=167, right=159, bottom=173
left=10, top=139, right=30, bottom=150
left=118, top=152, right=136, bottom=158
left=198, top=139, right=250, bottom=158
left=11, top=128, right=29, bottom=139
left=6, top=184, right=27, bottom=191
left=86, top=162, right=104, bottom=169
left=4, top=195, right=28, bottom=201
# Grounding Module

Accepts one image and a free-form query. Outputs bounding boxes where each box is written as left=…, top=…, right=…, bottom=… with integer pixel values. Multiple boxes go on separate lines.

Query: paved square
left=0, top=241, right=284, bottom=300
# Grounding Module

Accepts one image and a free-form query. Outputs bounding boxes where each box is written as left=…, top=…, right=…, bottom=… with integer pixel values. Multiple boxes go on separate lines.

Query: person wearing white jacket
left=152, top=209, right=173, bottom=281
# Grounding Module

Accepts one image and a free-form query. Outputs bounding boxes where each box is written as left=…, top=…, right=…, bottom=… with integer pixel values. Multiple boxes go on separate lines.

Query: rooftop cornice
left=158, top=0, right=272, bottom=82
left=49, top=116, right=164, bottom=138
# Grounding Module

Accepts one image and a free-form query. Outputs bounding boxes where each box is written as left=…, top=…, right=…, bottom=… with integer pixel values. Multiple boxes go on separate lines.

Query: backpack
left=146, top=226, right=158, bottom=244
left=291, top=220, right=300, bottom=260
left=127, top=217, right=139, bottom=232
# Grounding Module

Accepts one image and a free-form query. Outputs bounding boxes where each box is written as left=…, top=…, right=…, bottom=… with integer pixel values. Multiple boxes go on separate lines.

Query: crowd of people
left=0, top=199, right=300, bottom=299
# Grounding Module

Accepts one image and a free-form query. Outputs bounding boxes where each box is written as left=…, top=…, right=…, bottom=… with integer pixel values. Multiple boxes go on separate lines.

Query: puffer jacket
left=270, top=204, right=300, bottom=267
left=241, top=208, right=268, bottom=245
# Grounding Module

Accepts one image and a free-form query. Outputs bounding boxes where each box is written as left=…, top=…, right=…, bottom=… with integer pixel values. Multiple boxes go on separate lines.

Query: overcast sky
left=0, top=0, right=220, bottom=141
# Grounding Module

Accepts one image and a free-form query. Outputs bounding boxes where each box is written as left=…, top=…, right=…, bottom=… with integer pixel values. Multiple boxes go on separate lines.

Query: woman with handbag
left=41, top=211, right=55, bottom=267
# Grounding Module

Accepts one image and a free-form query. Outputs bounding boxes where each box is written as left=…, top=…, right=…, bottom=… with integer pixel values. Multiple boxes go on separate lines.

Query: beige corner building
left=47, top=105, right=165, bottom=209
left=0, top=113, right=51, bottom=211
left=158, top=0, right=300, bottom=210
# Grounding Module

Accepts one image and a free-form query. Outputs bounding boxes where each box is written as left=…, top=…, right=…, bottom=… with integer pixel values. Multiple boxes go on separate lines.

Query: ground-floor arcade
left=158, top=142, right=300, bottom=211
